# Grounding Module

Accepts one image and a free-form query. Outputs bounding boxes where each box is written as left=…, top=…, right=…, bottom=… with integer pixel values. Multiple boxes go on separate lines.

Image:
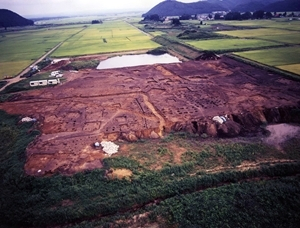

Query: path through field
left=0, top=42, right=62, bottom=92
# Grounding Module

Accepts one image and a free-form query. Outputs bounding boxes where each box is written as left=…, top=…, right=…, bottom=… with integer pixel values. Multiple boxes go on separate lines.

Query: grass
left=235, top=46, right=300, bottom=66
left=52, top=21, right=160, bottom=57
left=186, top=38, right=282, bottom=51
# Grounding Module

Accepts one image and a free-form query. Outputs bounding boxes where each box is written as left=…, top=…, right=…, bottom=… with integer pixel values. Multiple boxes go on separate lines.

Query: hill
left=0, top=9, right=34, bottom=29
left=232, top=1, right=266, bottom=12
left=142, top=0, right=226, bottom=17
left=264, top=0, right=300, bottom=12
left=208, top=0, right=281, bottom=10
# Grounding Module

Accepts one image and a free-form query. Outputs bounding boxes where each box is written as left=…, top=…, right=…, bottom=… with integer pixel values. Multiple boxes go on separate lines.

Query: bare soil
left=0, top=56, right=299, bottom=175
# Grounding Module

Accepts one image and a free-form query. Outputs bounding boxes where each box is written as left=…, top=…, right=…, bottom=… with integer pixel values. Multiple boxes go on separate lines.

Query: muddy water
left=97, top=53, right=181, bottom=69
left=264, top=123, right=300, bottom=145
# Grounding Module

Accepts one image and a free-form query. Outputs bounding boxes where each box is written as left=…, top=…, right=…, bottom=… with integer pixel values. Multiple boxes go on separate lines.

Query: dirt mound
left=43, top=60, right=70, bottom=71
left=196, top=51, right=220, bottom=60
left=1, top=56, right=299, bottom=175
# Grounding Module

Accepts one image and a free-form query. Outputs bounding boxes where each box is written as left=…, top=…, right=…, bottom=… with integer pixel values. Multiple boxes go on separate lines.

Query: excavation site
left=1, top=56, right=300, bottom=175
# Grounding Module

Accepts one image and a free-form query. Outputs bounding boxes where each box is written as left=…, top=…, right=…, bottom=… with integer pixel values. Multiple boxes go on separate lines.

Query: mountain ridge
left=0, top=9, right=34, bottom=29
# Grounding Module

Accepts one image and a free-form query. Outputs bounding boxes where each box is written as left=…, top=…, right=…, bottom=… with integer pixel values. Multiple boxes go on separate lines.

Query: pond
left=97, top=53, right=181, bottom=70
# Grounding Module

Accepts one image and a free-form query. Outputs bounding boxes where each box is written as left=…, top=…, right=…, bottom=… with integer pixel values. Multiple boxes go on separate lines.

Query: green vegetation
left=156, top=175, right=300, bottom=228
left=0, top=80, right=7, bottom=89
left=177, top=30, right=224, bottom=40
left=217, top=28, right=299, bottom=38
left=235, top=46, right=300, bottom=66
left=259, top=33, right=300, bottom=44
left=277, top=63, right=300, bottom=75
left=186, top=38, right=282, bottom=52
left=0, top=26, right=84, bottom=79
left=63, top=60, right=99, bottom=70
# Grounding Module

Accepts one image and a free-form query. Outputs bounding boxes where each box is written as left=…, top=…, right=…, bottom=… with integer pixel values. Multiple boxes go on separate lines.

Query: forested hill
left=232, top=0, right=300, bottom=12
left=0, top=9, right=34, bottom=29
left=142, top=0, right=226, bottom=17
left=264, top=0, right=300, bottom=12
left=207, top=0, right=281, bottom=10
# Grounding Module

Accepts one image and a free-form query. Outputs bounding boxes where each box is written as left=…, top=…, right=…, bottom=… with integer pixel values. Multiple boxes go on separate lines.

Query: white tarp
left=212, top=116, right=227, bottom=124
left=21, top=117, right=37, bottom=122
left=101, top=141, right=119, bottom=156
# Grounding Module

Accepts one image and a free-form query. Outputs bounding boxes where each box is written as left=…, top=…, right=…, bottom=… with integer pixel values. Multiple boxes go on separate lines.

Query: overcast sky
left=0, top=0, right=199, bottom=17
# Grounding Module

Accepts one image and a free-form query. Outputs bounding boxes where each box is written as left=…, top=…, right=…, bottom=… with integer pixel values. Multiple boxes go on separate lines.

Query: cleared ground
left=0, top=56, right=299, bottom=175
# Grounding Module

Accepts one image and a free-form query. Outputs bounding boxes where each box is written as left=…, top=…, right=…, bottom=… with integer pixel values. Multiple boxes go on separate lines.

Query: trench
left=141, top=93, right=166, bottom=137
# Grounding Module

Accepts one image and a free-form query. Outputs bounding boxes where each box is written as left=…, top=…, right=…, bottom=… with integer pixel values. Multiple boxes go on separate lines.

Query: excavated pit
left=1, top=56, right=300, bottom=175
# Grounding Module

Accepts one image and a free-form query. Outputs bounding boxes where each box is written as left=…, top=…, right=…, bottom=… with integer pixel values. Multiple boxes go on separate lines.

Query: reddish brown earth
left=1, top=56, right=300, bottom=175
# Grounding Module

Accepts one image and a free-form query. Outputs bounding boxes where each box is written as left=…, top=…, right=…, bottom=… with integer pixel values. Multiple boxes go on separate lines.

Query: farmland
left=0, top=26, right=83, bottom=78
left=186, top=38, right=281, bottom=52
left=52, top=21, right=160, bottom=57
left=0, top=20, right=159, bottom=79
left=235, top=46, right=300, bottom=74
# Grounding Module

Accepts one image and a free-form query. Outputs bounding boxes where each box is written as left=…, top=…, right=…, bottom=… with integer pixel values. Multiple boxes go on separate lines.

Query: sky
left=0, top=0, right=200, bottom=17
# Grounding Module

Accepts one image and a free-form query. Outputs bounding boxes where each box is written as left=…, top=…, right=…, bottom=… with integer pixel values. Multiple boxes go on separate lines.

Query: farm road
left=0, top=42, right=62, bottom=92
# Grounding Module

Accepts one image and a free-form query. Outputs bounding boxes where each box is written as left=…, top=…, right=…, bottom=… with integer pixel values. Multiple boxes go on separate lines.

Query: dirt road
left=0, top=42, right=62, bottom=92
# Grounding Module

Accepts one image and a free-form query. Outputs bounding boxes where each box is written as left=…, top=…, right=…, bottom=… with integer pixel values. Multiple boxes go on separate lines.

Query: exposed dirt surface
left=264, top=123, right=300, bottom=146
left=1, top=56, right=300, bottom=175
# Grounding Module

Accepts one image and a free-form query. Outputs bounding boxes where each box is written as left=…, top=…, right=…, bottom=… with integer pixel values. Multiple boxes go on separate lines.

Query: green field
left=235, top=46, right=300, bottom=66
left=52, top=21, right=160, bottom=57
left=0, top=20, right=159, bottom=79
left=216, top=28, right=299, bottom=38
left=214, top=18, right=300, bottom=30
left=277, top=63, right=300, bottom=75
left=186, top=38, right=281, bottom=51
left=0, top=26, right=84, bottom=78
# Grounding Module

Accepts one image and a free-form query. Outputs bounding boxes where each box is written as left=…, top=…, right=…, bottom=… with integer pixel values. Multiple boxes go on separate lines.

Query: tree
left=91, top=20, right=103, bottom=24
left=144, top=14, right=160, bottom=21
left=179, top=14, right=191, bottom=20
left=265, top=12, right=273, bottom=19
left=241, top=12, right=252, bottom=20
left=214, top=13, right=221, bottom=20
left=171, top=18, right=181, bottom=26
left=252, top=10, right=265, bottom=19
left=225, top=12, right=242, bottom=20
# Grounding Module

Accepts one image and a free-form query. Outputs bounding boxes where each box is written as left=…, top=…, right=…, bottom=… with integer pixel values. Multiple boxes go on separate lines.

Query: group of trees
left=218, top=10, right=294, bottom=21
left=91, top=20, right=103, bottom=24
